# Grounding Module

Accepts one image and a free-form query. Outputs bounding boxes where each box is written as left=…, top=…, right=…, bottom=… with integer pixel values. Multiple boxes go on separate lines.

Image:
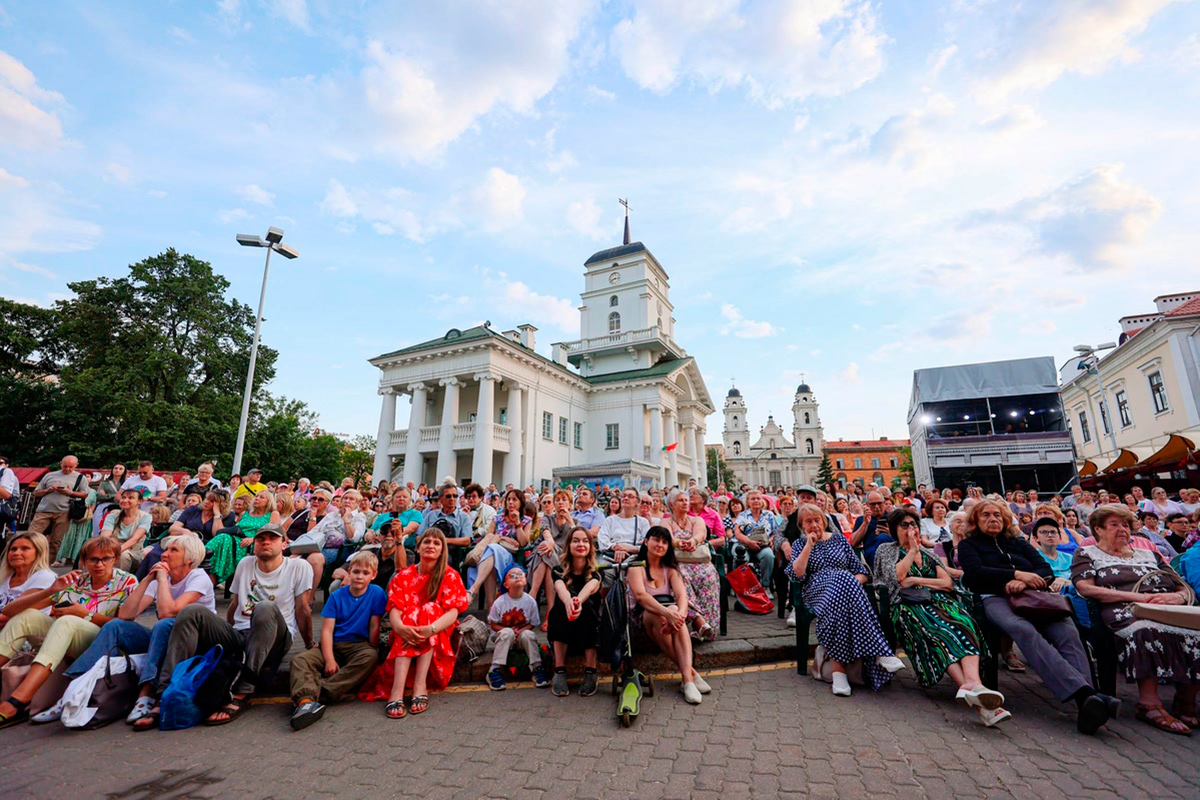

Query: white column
left=648, top=405, right=663, bottom=487
left=694, top=426, right=707, bottom=487
left=631, top=405, right=645, bottom=462
left=435, top=377, right=461, bottom=483
left=681, top=422, right=696, bottom=484
left=403, top=383, right=428, bottom=485
left=472, top=373, right=496, bottom=487
left=502, top=381, right=524, bottom=489
left=664, top=409, right=679, bottom=488
left=372, top=388, right=398, bottom=485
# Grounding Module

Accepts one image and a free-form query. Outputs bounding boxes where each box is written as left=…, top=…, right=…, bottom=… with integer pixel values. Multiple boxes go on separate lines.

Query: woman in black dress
left=547, top=526, right=601, bottom=698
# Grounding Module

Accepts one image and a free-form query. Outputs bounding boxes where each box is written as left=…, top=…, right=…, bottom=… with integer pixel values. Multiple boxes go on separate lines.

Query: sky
left=2, top=0, right=1199, bottom=447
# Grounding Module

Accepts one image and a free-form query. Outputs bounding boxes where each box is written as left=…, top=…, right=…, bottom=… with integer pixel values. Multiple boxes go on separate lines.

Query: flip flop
left=203, top=697, right=250, bottom=726
left=1170, top=701, right=1199, bottom=728
left=0, top=697, right=30, bottom=730
left=385, top=700, right=406, bottom=719
left=132, top=708, right=160, bottom=732
left=410, top=695, right=429, bottom=714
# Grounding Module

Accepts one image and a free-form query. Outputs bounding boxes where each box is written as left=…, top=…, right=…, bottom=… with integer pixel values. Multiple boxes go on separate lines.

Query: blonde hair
left=150, top=504, right=172, bottom=524
left=347, top=549, right=379, bottom=572
left=275, top=491, right=294, bottom=519
left=251, top=490, right=277, bottom=514
left=0, top=531, right=52, bottom=586
left=161, top=534, right=206, bottom=569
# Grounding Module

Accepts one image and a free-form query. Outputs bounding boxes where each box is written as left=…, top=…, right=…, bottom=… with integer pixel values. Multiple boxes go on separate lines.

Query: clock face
left=609, top=271, right=620, bottom=284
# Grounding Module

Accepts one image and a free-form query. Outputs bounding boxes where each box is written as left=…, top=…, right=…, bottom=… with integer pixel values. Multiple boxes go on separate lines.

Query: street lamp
left=1073, top=342, right=1119, bottom=456
left=231, top=227, right=299, bottom=477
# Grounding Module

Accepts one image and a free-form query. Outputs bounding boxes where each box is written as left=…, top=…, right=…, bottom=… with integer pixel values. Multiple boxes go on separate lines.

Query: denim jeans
left=64, top=618, right=176, bottom=686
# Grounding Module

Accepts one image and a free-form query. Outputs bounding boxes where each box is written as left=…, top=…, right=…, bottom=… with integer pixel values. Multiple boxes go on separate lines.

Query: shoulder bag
left=993, top=536, right=1072, bottom=622
left=899, top=586, right=932, bottom=604
left=1130, top=569, right=1200, bottom=631
left=68, top=473, right=87, bottom=520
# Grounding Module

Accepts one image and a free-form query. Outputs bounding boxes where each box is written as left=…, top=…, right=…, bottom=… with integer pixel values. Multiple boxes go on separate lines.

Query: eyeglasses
left=84, top=556, right=116, bottom=565
left=311, top=497, right=328, bottom=503
left=896, top=520, right=920, bottom=530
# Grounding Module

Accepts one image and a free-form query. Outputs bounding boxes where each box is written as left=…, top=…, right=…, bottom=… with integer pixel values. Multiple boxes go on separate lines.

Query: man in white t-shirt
left=157, top=523, right=313, bottom=724
left=122, top=460, right=169, bottom=511
left=0, top=455, right=19, bottom=531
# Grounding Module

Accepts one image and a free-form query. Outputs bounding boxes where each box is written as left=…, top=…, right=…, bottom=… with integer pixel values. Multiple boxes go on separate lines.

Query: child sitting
left=547, top=526, right=602, bottom=697
left=289, top=550, right=387, bottom=730
left=485, top=565, right=547, bottom=691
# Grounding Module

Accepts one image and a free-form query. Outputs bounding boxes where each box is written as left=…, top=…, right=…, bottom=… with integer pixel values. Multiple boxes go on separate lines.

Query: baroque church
left=721, top=382, right=825, bottom=488
left=368, top=215, right=716, bottom=493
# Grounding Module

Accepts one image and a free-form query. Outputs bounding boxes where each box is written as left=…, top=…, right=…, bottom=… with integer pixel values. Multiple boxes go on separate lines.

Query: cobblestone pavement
left=4, top=653, right=1199, bottom=799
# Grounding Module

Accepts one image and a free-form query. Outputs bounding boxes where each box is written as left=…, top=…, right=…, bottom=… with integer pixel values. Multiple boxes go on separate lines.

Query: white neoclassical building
left=369, top=230, right=716, bottom=492
left=721, top=382, right=825, bottom=488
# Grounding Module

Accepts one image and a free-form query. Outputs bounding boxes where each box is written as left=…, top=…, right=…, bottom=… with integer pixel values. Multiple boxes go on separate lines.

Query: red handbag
left=727, top=564, right=775, bottom=615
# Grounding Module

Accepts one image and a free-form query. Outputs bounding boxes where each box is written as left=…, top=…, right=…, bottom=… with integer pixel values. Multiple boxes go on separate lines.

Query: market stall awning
left=1132, top=434, right=1196, bottom=470
left=1077, top=459, right=1098, bottom=477
left=1099, top=448, right=1141, bottom=473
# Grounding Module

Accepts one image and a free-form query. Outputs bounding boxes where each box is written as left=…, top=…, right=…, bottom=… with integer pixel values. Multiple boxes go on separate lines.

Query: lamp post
left=231, top=227, right=299, bottom=477
left=1073, top=342, right=1119, bottom=457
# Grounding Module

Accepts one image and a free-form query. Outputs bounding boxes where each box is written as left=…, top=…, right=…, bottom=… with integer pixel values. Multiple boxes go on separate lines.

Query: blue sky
left=3, top=0, right=1198, bottom=445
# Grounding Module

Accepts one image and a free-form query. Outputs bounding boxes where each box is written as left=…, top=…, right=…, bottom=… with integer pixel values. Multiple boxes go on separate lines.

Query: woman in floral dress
left=358, top=527, right=469, bottom=717
left=465, top=489, right=530, bottom=606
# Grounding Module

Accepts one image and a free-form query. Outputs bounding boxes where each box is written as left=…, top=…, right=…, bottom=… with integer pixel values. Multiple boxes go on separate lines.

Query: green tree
left=816, top=451, right=835, bottom=487
left=706, top=447, right=737, bottom=488
left=895, top=445, right=917, bottom=489
left=341, top=434, right=377, bottom=490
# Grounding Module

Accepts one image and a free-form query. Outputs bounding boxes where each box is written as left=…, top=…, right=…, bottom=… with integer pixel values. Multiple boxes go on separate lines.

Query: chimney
left=551, top=342, right=568, bottom=366
left=502, top=329, right=520, bottom=343
left=517, top=323, right=537, bottom=351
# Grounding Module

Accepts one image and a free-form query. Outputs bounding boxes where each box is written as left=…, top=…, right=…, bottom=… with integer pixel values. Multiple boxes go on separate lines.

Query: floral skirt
left=678, top=562, right=720, bottom=641
left=1116, top=620, right=1200, bottom=683
left=207, top=531, right=248, bottom=584
left=57, top=519, right=95, bottom=563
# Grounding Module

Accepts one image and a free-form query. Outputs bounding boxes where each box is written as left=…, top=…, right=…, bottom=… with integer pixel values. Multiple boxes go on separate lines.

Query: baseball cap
left=247, top=467, right=263, bottom=476
left=796, top=484, right=819, bottom=496
left=255, top=523, right=286, bottom=539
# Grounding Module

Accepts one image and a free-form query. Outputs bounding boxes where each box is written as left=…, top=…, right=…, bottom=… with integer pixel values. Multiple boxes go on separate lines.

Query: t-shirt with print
left=0, top=568, right=56, bottom=613
left=52, top=570, right=138, bottom=617
left=230, top=556, right=313, bottom=638
left=487, top=590, right=540, bottom=630
left=322, top=583, right=387, bottom=642
left=163, top=567, right=217, bottom=614
left=121, top=474, right=168, bottom=510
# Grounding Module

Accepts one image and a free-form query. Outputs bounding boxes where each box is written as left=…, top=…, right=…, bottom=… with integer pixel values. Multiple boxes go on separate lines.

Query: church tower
left=792, top=380, right=824, bottom=459
left=723, top=386, right=749, bottom=458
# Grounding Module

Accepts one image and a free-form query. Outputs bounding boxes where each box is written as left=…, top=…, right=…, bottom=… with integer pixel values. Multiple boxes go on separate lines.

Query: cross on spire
left=800, top=371, right=806, bottom=383
left=619, top=197, right=631, bottom=245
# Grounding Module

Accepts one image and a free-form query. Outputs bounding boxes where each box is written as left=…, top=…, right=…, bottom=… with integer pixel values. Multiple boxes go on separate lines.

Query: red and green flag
left=661, top=442, right=679, bottom=452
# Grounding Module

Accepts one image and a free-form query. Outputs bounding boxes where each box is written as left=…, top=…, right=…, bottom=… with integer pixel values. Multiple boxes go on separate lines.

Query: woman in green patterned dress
left=206, top=492, right=279, bottom=584
left=55, top=488, right=97, bottom=567
left=874, top=506, right=1010, bottom=727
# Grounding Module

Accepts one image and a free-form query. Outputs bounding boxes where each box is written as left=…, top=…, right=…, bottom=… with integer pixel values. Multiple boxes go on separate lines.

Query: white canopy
left=907, top=357, right=1059, bottom=423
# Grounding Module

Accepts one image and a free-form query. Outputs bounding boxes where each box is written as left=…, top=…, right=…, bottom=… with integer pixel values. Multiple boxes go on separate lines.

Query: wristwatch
left=84, top=610, right=96, bottom=623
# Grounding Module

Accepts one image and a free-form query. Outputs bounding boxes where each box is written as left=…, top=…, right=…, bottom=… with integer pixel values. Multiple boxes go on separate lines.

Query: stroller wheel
left=620, top=709, right=632, bottom=728
left=611, top=676, right=620, bottom=696
left=642, top=674, right=655, bottom=698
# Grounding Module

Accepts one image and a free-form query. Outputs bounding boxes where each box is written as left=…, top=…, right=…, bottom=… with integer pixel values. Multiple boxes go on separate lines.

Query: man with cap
left=156, top=522, right=313, bottom=725
left=234, top=467, right=268, bottom=499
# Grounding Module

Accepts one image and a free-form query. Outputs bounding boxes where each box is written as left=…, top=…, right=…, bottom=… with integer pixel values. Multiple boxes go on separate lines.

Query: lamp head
left=1072, top=345, right=1091, bottom=354
left=236, top=234, right=265, bottom=247
left=274, top=243, right=299, bottom=259
left=265, top=226, right=284, bottom=244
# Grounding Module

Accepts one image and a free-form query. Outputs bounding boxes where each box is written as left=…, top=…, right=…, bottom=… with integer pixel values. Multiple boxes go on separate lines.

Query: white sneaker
left=31, top=698, right=64, bottom=724
left=692, top=674, right=712, bottom=694
left=831, top=672, right=852, bottom=696
left=978, top=707, right=1012, bottom=727
left=681, top=681, right=703, bottom=705
left=786, top=610, right=796, bottom=628
left=877, top=655, right=906, bottom=674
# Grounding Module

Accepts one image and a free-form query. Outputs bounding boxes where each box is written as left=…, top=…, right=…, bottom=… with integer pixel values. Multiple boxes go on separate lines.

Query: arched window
left=873, top=472, right=884, bottom=484
left=657, top=316, right=663, bottom=330
left=770, top=453, right=777, bottom=460
left=733, top=416, right=738, bottom=424
left=733, top=441, right=741, bottom=455
left=608, top=312, right=621, bottom=334
left=609, top=295, right=619, bottom=307
left=805, top=438, right=814, bottom=454
left=804, top=412, right=810, bottom=424
left=769, top=438, right=775, bottom=448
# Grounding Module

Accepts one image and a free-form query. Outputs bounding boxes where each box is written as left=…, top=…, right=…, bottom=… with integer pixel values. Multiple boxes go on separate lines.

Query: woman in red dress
left=356, top=527, right=468, bottom=718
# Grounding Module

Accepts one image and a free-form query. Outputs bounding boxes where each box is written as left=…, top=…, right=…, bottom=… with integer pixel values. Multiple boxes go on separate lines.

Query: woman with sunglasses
left=0, top=537, right=137, bottom=728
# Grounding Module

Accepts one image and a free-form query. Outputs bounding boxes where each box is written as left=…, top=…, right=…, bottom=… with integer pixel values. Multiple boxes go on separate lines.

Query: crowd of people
left=1, top=454, right=1198, bottom=739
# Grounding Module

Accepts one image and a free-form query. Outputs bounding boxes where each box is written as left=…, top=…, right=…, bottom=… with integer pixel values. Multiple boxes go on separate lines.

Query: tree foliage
left=340, top=434, right=377, bottom=490
left=816, top=451, right=835, bottom=487
left=706, top=447, right=737, bottom=489
left=0, top=249, right=348, bottom=480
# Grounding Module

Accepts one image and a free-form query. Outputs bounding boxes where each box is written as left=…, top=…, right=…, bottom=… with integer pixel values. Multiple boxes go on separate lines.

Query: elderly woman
left=787, top=503, right=905, bottom=697
left=0, top=537, right=137, bottom=728
left=32, top=534, right=215, bottom=726
left=102, top=488, right=153, bottom=573
left=875, top=508, right=1007, bottom=726
left=688, top=487, right=724, bottom=547
left=627, top=526, right=711, bottom=704
left=357, top=527, right=469, bottom=718
left=0, top=532, right=56, bottom=629
left=1072, top=505, right=1200, bottom=735
left=920, top=499, right=953, bottom=552
left=956, top=499, right=1119, bottom=735
left=663, top=488, right=719, bottom=641
left=734, top=489, right=778, bottom=597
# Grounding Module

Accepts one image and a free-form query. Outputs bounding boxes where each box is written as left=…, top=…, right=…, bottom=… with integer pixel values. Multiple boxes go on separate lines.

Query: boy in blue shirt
left=289, top=550, right=387, bottom=730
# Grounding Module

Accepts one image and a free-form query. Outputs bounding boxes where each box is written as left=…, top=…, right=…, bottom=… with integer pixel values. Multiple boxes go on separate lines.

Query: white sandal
left=126, top=696, right=156, bottom=724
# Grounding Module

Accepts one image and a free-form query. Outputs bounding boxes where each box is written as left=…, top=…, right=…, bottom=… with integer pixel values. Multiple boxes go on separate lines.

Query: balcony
left=560, top=326, right=686, bottom=365
left=386, top=422, right=512, bottom=454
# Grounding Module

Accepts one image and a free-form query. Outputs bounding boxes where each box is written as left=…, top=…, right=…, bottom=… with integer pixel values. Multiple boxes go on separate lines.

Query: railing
left=389, top=430, right=407, bottom=449
left=559, top=326, right=686, bottom=357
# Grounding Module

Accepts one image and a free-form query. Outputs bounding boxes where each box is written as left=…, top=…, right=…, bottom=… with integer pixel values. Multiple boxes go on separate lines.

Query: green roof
left=372, top=326, right=495, bottom=360
left=585, top=357, right=692, bottom=385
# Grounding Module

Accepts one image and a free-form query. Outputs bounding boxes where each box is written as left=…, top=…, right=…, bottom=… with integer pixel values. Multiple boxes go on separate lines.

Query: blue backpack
left=160, top=644, right=224, bottom=731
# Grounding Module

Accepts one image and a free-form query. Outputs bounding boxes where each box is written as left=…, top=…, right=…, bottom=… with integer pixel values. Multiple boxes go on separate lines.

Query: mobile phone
left=54, top=600, right=72, bottom=609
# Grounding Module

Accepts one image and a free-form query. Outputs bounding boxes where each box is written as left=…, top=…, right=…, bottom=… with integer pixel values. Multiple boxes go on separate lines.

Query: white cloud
left=0, top=167, right=28, bottom=188
left=611, top=0, right=886, bottom=105
left=968, top=163, right=1162, bottom=272
left=271, top=0, right=310, bottom=31
left=10, top=260, right=58, bottom=279
left=980, top=105, right=1045, bottom=135
left=587, top=85, right=616, bottom=101
left=502, top=280, right=577, bottom=333
left=319, top=179, right=425, bottom=241
left=837, top=362, right=863, bottom=384
left=929, top=44, right=957, bottom=77
left=0, top=180, right=99, bottom=260
left=105, top=162, right=132, bottom=184
left=720, top=303, right=781, bottom=338
left=217, top=208, right=248, bottom=223
left=0, top=50, right=66, bottom=148
left=237, top=183, right=275, bottom=207
left=566, top=197, right=606, bottom=240
left=974, top=1, right=1180, bottom=100
left=474, top=167, right=525, bottom=232
left=869, top=93, right=956, bottom=168
left=361, top=1, right=594, bottom=160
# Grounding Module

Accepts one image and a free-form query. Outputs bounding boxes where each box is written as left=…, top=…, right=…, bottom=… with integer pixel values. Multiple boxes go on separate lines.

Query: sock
left=554, top=667, right=567, bottom=674
left=1069, top=687, right=1096, bottom=709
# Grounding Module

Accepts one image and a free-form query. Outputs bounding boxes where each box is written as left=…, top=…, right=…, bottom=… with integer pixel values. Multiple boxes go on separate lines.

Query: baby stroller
left=599, top=559, right=655, bottom=728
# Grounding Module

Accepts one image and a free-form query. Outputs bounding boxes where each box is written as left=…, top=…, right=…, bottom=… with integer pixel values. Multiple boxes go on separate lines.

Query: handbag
left=61, top=647, right=146, bottom=730
left=1007, top=590, right=1072, bottom=622
left=288, top=529, right=326, bottom=555
left=67, top=474, right=87, bottom=521
left=1130, top=569, right=1199, bottom=631
left=899, top=586, right=932, bottom=604
left=1, top=653, right=73, bottom=716
left=726, top=563, right=775, bottom=614
left=454, top=614, right=490, bottom=662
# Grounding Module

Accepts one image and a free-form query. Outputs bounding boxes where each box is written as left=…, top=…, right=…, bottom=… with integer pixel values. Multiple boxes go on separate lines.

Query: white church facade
left=369, top=229, right=716, bottom=492
left=721, top=382, right=825, bottom=488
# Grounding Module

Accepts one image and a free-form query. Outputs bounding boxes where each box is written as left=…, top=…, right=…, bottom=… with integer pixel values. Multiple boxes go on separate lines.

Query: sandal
left=1136, top=703, right=1192, bottom=736
left=133, top=707, right=160, bottom=732
left=409, top=695, right=429, bottom=715
left=0, top=696, right=30, bottom=730
left=385, top=700, right=406, bottom=719
left=1170, top=700, right=1199, bottom=729
left=1002, top=654, right=1026, bottom=672
left=203, top=697, right=250, bottom=726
